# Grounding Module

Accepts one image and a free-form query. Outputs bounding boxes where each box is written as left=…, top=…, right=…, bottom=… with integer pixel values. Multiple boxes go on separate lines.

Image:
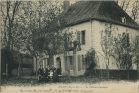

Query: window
left=77, top=31, right=81, bottom=44
left=121, top=17, right=126, bottom=23
left=78, top=55, right=82, bottom=71
left=82, top=55, right=86, bottom=70
left=78, top=55, right=86, bottom=71
left=42, top=59, right=46, bottom=69
left=69, top=56, right=73, bottom=70
left=81, top=30, right=85, bottom=45
left=77, top=30, right=86, bottom=45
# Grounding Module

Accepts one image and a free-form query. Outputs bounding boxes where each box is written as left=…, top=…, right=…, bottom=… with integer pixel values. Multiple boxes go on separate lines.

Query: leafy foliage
left=101, top=24, right=133, bottom=70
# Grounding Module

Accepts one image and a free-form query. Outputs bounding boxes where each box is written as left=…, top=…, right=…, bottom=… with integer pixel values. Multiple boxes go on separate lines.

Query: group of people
left=37, top=66, right=61, bottom=82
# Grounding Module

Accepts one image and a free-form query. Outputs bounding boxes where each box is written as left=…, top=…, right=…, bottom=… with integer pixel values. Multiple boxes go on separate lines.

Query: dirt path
left=0, top=80, right=139, bottom=93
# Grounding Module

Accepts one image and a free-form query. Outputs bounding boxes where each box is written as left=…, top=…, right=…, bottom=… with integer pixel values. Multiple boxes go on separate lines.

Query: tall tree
left=0, top=1, right=21, bottom=50
left=117, top=0, right=130, bottom=12
left=14, top=1, right=63, bottom=76
left=0, top=1, right=21, bottom=77
left=101, top=24, right=135, bottom=79
left=117, top=0, right=139, bottom=23
left=101, top=24, right=114, bottom=70
left=132, top=36, right=139, bottom=69
left=101, top=24, right=133, bottom=70
left=101, top=24, right=116, bottom=79
left=131, top=1, right=139, bottom=21
left=0, top=0, right=63, bottom=77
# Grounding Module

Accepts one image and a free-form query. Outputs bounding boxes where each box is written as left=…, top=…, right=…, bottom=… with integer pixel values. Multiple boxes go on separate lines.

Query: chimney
left=63, top=0, right=70, bottom=12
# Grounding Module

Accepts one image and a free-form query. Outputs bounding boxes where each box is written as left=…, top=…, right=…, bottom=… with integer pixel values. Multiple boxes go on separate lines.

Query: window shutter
left=77, top=32, right=80, bottom=44
left=81, top=31, right=85, bottom=44
left=82, top=55, right=86, bottom=70
left=69, top=56, right=73, bottom=70
left=80, top=55, right=83, bottom=70
left=78, top=55, right=81, bottom=71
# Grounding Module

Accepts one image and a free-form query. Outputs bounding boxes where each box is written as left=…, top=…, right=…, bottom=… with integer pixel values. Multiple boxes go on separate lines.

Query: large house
left=33, top=1, right=139, bottom=76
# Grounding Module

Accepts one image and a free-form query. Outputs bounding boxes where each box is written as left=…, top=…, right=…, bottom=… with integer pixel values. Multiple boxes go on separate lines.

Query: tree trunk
left=35, top=56, right=38, bottom=78
left=18, top=61, right=21, bottom=78
left=106, top=56, right=110, bottom=80
left=18, top=54, right=23, bottom=78
left=127, top=69, right=130, bottom=80
left=48, top=55, right=54, bottom=67
left=6, top=22, right=12, bottom=78
left=0, top=46, right=1, bottom=85
left=21, top=56, right=23, bottom=78
left=6, top=64, right=8, bottom=79
left=64, top=51, right=70, bottom=76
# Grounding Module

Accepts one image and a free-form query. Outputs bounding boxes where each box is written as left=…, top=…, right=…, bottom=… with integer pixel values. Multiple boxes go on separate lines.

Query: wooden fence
left=84, top=69, right=139, bottom=80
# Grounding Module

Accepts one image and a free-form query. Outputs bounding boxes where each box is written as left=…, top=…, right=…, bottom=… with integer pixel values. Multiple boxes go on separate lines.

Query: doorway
left=56, top=57, right=62, bottom=75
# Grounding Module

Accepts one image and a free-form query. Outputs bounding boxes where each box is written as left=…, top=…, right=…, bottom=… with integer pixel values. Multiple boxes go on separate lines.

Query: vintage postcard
left=0, top=0, right=139, bottom=93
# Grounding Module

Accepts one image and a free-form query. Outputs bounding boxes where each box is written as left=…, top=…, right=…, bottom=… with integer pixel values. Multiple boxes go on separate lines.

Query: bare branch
left=131, top=1, right=139, bottom=21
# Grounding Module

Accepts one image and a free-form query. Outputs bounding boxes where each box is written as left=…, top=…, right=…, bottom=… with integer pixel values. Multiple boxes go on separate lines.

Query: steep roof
left=45, top=1, right=139, bottom=33
left=60, top=1, right=138, bottom=29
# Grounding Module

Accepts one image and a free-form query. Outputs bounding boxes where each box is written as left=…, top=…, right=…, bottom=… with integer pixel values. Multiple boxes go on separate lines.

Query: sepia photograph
left=0, top=0, right=139, bottom=93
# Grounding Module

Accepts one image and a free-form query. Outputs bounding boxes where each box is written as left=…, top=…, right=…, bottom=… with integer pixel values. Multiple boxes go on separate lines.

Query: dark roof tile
left=47, top=1, right=139, bottom=32
left=62, top=1, right=139, bottom=29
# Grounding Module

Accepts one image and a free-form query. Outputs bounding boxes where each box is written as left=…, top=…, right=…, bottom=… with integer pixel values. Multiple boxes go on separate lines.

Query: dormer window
left=121, top=17, right=126, bottom=23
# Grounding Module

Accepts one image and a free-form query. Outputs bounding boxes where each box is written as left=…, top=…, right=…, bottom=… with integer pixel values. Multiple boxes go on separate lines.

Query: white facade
left=53, top=20, right=139, bottom=76
left=33, top=19, right=139, bottom=76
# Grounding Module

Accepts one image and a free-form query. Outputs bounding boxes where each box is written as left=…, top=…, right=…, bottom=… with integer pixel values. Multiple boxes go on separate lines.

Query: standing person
left=47, top=66, right=50, bottom=81
left=37, top=66, right=43, bottom=82
left=44, top=68, right=49, bottom=82
left=49, top=69, right=53, bottom=81
left=49, top=65, right=56, bottom=82
left=40, top=66, right=43, bottom=75
left=53, top=68, right=59, bottom=82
